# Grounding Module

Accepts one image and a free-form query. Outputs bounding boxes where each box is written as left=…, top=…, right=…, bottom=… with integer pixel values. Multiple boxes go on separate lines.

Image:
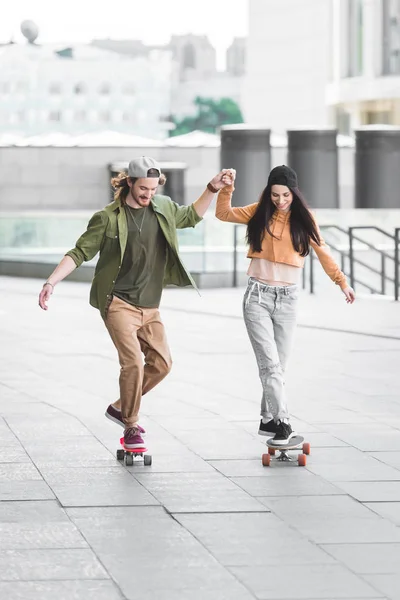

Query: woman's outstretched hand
left=342, top=286, right=355, bottom=304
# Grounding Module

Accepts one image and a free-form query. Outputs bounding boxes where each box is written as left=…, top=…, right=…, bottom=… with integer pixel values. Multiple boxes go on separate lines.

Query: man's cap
left=128, top=156, right=162, bottom=178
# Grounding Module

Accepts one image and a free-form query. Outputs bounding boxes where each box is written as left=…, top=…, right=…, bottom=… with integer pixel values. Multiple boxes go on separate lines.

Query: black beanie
left=267, top=165, right=298, bottom=189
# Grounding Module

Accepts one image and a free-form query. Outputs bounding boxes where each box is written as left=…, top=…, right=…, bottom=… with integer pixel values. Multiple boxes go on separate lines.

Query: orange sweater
left=215, top=185, right=348, bottom=290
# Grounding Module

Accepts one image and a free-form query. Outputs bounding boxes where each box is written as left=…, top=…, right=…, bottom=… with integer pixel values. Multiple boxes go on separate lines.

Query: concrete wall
left=0, top=145, right=220, bottom=211
left=0, top=143, right=355, bottom=211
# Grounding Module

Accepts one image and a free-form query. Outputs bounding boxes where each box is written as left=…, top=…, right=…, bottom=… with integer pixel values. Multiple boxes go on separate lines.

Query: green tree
left=169, top=96, right=243, bottom=137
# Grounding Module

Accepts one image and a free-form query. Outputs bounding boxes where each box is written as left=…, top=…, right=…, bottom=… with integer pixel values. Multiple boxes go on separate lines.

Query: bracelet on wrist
left=44, top=281, right=54, bottom=290
left=207, top=182, right=219, bottom=194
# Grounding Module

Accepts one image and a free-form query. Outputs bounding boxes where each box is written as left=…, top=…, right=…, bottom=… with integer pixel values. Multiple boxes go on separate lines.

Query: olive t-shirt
left=113, top=204, right=167, bottom=308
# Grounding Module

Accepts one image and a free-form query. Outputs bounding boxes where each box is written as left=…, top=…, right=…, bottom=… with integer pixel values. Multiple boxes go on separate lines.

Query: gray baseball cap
left=128, top=156, right=161, bottom=178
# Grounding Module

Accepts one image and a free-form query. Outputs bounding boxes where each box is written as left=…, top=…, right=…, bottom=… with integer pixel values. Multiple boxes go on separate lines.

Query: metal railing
left=305, top=225, right=400, bottom=301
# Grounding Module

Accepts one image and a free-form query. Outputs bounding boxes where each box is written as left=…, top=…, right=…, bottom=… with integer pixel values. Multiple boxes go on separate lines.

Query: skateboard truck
left=262, top=435, right=311, bottom=467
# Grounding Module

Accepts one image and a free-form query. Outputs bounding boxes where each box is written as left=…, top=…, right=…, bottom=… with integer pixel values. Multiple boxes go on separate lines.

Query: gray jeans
left=243, top=278, right=299, bottom=421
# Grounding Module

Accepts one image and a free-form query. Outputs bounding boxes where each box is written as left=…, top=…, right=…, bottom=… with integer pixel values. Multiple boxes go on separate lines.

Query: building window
left=183, top=42, right=196, bottom=69
left=0, top=82, right=10, bottom=94
left=74, top=82, right=86, bottom=94
left=75, top=110, right=86, bottom=121
left=99, top=110, right=111, bottom=122
left=49, top=111, right=62, bottom=121
left=382, top=0, right=400, bottom=74
left=99, top=82, right=111, bottom=95
left=49, top=82, right=62, bottom=94
left=16, top=82, right=28, bottom=93
left=348, top=0, right=364, bottom=77
left=336, top=107, right=351, bottom=135
left=123, top=83, right=135, bottom=95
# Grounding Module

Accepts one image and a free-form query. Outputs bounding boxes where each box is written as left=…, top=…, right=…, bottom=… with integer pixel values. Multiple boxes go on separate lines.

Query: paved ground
left=1, top=275, right=400, bottom=600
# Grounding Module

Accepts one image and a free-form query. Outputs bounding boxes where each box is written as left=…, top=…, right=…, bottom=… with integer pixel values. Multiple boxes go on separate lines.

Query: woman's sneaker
left=124, top=427, right=146, bottom=450
left=272, top=420, right=296, bottom=445
left=258, top=419, right=278, bottom=436
left=105, top=405, right=146, bottom=434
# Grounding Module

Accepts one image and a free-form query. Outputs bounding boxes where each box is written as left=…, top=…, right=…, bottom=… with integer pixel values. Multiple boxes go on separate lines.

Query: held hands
left=342, top=286, right=356, bottom=304
left=38, top=282, right=54, bottom=310
left=209, top=168, right=236, bottom=191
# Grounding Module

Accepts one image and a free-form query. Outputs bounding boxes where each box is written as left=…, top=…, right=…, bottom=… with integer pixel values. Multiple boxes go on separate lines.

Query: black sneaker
left=258, top=419, right=278, bottom=436
left=272, top=420, right=296, bottom=446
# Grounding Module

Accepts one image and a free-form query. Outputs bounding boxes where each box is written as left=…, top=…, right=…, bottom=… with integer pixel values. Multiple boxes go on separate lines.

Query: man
left=38, top=156, right=234, bottom=450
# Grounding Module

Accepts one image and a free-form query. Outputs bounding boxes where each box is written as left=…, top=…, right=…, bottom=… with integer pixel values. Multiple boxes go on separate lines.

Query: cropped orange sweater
left=215, top=185, right=348, bottom=290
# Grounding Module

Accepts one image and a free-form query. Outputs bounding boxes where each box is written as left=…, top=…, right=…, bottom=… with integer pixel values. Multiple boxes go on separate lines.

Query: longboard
left=262, top=435, right=310, bottom=467
left=116, top=437, right=152, bottom=466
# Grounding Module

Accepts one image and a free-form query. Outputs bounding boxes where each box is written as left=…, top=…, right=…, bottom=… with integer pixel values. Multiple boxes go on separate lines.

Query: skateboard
left=262, top=435, right=310, bottom=467
left=116, top=437, right=152, bottom=467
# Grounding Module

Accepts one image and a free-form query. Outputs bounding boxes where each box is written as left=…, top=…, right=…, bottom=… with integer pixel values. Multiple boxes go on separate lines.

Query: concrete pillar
left=287, top=129, right=339, bottom=208
left=220, top=125, right=271, bottom=207
left=355, top=127, right=400, bottom=208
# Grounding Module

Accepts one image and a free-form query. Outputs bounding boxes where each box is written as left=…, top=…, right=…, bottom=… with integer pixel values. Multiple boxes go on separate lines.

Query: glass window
left=49, top=83, right=62, bottom=94
left=74, top=83, right=86, bottom=95
left=183, top=43, right=196, bottom=69
left=99, top=82, right=111, bottom=95
left=75, top=110, right=86, bottom=121
left=0, top=82, right=10, bottom=94
left=99, top=110, right=110, bottom=122
left=382, top=0, right=400, bottom=74
left=123, top=83, right=135, bottom=95
left=49, top=111, right=62, bottom=121
left=348, top=0, right=364, bottom=77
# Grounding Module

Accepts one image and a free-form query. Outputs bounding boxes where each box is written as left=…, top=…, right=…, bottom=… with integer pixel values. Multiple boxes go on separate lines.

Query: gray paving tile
left=67, top=506, right=256, bottom=598
left=0, top=501, right=69, bottom=523
left=0, top=446, right=31, bottom=463
left=321, top=543, right=400, bottom=574
left=6, top=416, right=92, bottom=439
left=369, top=451, right=400, bottom=470
left=335, top=481, right=400, bottom=501
left=320, top=424, right=400, bottom=452
left=295, top=432, right=349, bottom=448
left=109, top=563, right=256, bottom=600
left=231, top=472, right=344, bottom=497
left=258, top=497, right=400, bottom=544
left=0, top=549, right=108, bottom=581
left=135, top=472, right=267, bottom=512
left=0, top=481, right=55, bottom=501
left=229, top=564, right=379, bottom=599
left=365, top=502, right=400, bottom=526
left=0, top=581, right=125, bottom=600
left=175, top=513, right=336, bottom=566
left=0, top=523, right=88, bottom=549
left=307, top=456, right=400, bottom=482
left=363, top=574, right=400, bottom=600
left=0, top=463, right=42, bottom=482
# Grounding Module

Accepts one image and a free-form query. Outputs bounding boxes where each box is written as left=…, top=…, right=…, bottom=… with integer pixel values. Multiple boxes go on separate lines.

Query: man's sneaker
left=105, top=405, right=146, bottom=434
left=258, top=419, right=278, bottom=436
left=124, top=427, right=146, bottom=450
left=272, top=420, right=296, bottom=445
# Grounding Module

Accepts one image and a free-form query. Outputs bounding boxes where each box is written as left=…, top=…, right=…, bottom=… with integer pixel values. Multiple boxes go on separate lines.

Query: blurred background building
left=1, top=1, right=400, bottom=297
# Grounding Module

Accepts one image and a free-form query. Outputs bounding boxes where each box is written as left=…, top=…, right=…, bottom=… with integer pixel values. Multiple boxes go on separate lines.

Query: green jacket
left=66, top=195, right=202, bottom=319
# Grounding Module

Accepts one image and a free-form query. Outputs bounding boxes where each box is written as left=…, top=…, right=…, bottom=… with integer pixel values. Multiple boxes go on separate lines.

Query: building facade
left=0, top=42, right=173, bottom=139
left=328, top=0, right=400, bottom=133
left=243, top=0, right=331, bottom=132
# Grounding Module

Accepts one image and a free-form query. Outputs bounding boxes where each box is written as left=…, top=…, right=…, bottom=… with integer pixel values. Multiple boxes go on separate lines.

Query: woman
left=216, top=165, right=355, bottom=445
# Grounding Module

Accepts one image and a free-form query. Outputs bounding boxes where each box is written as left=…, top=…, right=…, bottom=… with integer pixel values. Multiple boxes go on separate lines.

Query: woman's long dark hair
left=246, top=185, right=321, bottom=257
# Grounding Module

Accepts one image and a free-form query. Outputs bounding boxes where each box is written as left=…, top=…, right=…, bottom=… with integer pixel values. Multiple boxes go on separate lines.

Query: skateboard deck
left=266, top=435, right=304, bottom=450
left=117, top=437, right=152, bottom=466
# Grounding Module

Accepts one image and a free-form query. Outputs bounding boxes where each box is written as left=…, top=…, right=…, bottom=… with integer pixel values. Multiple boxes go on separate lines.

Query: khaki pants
left=105, top=296, right=172, bottom=428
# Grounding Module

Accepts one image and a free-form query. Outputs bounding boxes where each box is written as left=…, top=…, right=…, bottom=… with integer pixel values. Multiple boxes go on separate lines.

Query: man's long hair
left=111, top=169, right=167, bottom=203
left=246, top=185, right=321, bottom=256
